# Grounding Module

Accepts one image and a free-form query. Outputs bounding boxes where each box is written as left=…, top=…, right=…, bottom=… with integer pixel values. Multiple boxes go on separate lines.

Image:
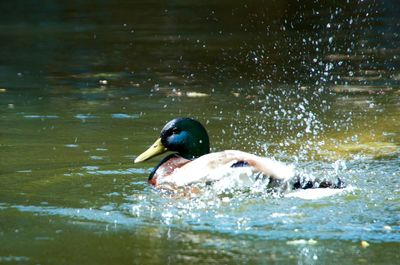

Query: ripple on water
left=85, top=167, right=147, bottom=175
left=74, top=114, right=97, bottom=120
left=23, top=115, right=59, bottom=119
left=111, top=113, right=139, bottom=119
left=0, top=256, right=30, bottom=262
left=2, top=158, right=398, bottom=244
left=10, top=204, right=143, bottom=227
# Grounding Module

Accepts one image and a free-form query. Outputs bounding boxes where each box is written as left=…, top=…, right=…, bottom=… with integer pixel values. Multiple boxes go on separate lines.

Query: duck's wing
left=157, top=150, right=295, bottom=187
left=219, top=150, right=295, bottom=180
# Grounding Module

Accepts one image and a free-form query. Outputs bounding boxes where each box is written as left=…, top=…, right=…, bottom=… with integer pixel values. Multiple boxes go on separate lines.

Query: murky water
left=1, top=1, right=399, bottom=264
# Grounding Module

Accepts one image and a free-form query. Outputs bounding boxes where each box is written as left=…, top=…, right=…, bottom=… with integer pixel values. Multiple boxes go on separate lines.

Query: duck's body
left=135, top=118, right=343, bottom=191
left=148, top=154, right=191, bottom=186
left=149, top=150, right=295, bottom=188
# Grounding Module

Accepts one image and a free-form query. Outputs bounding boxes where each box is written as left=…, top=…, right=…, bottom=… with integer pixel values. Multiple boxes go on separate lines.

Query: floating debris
left=168, top=91, right=209, bottom=97
left=89, top=156, right=103, bottom=160
left=186, top=92, right=209, bottom=98
left=96, top=148, right=108, bottom=151
left=331, top=85, right=393, bottom=94
left=72, top=72, right=124, bottom=79
left=0, top=88, right=6, bottom=93
left=16, top=170, right=32, bottom=173
left=65, top=144, right=79, bottom=148
left=99, top=80, right=108, bottom=85
left=360, top=240, right=370, bottom=248
left=341, top=75, right=382, bottom=82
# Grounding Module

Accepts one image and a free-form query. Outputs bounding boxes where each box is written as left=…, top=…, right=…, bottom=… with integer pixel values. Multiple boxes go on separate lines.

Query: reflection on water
left=0, top=0, right=399, bottom=264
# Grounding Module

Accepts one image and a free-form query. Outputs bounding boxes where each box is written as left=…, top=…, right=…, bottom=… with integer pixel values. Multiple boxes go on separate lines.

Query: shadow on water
left=0, top=0, right=399, bottom=264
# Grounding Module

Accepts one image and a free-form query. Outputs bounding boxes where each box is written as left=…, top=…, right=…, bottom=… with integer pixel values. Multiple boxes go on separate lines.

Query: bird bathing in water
left=134, top=117, right=344, bottom=192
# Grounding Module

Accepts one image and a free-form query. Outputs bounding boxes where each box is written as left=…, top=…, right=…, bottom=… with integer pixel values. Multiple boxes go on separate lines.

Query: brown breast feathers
left=149, top=156, right=191, bottom=186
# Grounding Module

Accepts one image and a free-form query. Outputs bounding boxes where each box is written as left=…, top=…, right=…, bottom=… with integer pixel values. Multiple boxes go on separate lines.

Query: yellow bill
left=134, top=138, right=167, bottom=163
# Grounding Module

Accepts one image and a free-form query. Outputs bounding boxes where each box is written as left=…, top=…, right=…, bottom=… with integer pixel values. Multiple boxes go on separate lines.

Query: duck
left=134, top=117, right=343, bottom=190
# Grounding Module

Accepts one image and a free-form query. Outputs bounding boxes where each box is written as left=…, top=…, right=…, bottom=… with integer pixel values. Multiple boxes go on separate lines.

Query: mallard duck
left=134, top=117, right=299, bottom=188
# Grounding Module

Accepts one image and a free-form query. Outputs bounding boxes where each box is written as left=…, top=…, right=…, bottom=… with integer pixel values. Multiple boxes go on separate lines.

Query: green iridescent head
left=135, top=118, right=210, bottom=163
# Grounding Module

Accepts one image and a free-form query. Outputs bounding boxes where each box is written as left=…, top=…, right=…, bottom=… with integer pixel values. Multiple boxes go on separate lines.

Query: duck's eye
left=171, top=128, right=180, bottom=135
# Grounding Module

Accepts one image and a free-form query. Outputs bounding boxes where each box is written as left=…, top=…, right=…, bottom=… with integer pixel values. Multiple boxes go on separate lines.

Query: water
left=1, top=0, right=399, bottom=264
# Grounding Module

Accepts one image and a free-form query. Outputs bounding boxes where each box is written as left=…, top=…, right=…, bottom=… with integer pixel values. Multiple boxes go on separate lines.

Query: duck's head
left=134, top=117, right=210, bottom=163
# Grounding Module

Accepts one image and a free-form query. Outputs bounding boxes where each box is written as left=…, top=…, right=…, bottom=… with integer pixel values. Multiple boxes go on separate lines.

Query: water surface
left=0, top=1, right=399, bottom=264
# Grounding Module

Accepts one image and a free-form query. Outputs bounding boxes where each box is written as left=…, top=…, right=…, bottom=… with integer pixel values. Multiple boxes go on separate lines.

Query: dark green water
left=1, top=1, right=399, bottom=264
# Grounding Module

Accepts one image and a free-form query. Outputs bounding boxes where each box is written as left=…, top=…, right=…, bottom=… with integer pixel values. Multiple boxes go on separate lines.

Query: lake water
left=0, top=1, right=399, bottom=264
